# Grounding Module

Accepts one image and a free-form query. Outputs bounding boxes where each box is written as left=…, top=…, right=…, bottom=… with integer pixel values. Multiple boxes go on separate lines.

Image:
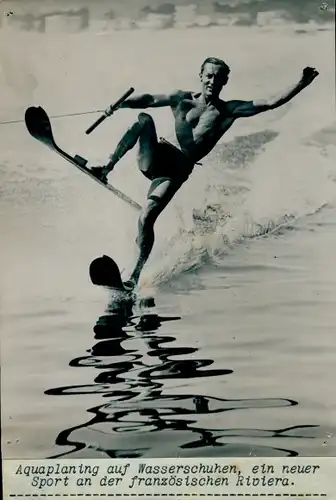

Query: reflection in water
left=45, top=295, right=315, bottom=458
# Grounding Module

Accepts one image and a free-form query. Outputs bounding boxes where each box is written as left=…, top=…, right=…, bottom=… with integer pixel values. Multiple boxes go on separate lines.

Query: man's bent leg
left=128, top=178, right=183, bottom=285
left=91, top=113, right=157, bottom=183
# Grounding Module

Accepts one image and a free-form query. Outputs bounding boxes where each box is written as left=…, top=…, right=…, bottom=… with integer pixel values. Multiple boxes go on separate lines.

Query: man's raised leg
left=91, top=113, right=158, bottom=183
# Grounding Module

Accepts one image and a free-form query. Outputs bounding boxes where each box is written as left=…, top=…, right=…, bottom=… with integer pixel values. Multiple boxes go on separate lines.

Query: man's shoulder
left=220, top=99, right=238, bottom=112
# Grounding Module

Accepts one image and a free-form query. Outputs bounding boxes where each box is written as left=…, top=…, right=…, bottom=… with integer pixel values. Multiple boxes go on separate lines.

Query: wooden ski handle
left=85, top=87, right=134, bottom=135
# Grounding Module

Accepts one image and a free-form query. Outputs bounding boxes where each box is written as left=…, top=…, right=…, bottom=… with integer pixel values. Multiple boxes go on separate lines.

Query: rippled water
left=3, top=208, right=336, bottom=458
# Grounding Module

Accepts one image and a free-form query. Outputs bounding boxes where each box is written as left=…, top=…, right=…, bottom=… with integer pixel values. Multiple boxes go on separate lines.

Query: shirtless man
left=91, top=58, right=318, bottom=289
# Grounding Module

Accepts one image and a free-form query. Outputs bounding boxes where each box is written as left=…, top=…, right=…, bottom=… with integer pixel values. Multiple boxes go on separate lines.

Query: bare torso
left=171, top=91, right=236, bottom=162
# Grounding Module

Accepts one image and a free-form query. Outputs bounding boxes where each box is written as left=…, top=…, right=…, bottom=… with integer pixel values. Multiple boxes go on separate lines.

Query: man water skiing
left=90, top=58, right=318, bottom=289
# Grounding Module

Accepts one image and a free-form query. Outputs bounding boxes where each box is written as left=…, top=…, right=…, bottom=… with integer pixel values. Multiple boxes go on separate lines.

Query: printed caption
left=3, top=458, right=333, bottom=498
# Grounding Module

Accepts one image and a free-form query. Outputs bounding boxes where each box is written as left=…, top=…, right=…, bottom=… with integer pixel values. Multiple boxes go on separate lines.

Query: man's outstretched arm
left=106, top=90, right=184, bottom=114
left=121, top=93, right=173, bottom=108
left=230, top=67, right=319, bottom=118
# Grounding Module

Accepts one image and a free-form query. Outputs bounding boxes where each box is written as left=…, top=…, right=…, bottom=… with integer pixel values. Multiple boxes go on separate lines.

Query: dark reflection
left=45, top=292, right=315, bottom=458
left=180, top=425, right=320, bottom=452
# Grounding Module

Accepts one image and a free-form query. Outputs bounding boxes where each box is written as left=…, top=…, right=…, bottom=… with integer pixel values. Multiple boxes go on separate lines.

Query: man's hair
left=200, top=57, right=230, bottom=80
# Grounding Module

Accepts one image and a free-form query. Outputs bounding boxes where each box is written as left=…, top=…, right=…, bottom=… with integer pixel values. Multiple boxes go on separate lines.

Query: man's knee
left=147, top=178, right=182, bottom=208
left=126, top=113, right=153, bottom=136
left=138, top=112, right=154, bottom=128
left=140, top=199, right=162, bottom=226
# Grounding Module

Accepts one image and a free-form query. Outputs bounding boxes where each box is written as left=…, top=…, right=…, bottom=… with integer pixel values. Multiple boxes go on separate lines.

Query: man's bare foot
left=90, top=166, right=108, bottom=184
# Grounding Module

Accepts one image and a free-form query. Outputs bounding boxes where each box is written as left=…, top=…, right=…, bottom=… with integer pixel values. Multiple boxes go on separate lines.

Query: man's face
left=200, top=63, right=226, bottom=99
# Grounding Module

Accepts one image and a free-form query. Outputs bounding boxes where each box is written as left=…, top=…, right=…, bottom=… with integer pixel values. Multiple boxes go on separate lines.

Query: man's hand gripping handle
left=85, top=87, right=134, bottom=135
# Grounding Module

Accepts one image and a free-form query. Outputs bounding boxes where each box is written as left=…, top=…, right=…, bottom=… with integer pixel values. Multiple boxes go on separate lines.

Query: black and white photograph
left=1, top=0, right=335, bottom=468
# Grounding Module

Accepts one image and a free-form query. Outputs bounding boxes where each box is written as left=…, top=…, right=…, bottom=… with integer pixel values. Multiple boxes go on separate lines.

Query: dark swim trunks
left=143, top=137, right=195, bottom=183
